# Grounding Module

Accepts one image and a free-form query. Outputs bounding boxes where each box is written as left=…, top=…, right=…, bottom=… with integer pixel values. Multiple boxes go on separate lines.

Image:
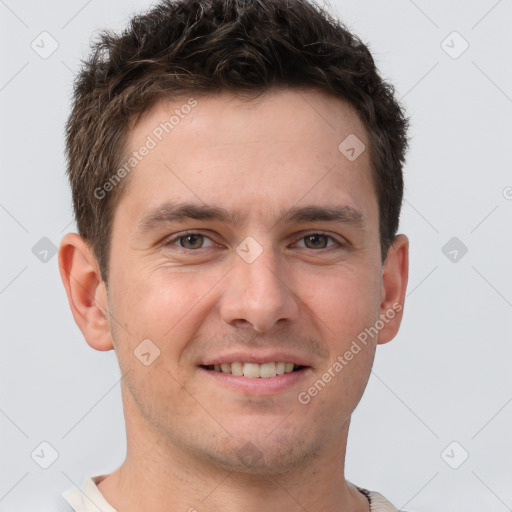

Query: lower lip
left=199, top=367, right=312, bottom=395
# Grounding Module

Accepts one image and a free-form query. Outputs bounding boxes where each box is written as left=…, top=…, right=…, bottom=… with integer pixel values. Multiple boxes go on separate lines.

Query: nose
left=219, top=245, right=300, bottom=333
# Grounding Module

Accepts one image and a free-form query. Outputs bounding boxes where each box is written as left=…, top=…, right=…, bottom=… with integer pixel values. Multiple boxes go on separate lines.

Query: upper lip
left=199, top=352, right=312, bottom=367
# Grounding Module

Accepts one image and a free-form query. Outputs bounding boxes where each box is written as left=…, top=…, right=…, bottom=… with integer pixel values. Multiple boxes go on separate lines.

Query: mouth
left=200, top=362, right=308, bottom=378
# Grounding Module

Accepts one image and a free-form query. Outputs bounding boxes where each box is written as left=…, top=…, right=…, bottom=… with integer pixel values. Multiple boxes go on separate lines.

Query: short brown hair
left=65, top=0, right=409, bottom=283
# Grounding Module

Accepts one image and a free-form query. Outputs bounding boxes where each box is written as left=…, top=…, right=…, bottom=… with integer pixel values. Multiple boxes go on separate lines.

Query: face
left=95, top=89, right=403, bottom=474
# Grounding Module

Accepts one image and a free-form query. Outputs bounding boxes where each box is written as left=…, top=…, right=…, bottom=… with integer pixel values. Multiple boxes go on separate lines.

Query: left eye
left=296, top=233, right=338, bottom=249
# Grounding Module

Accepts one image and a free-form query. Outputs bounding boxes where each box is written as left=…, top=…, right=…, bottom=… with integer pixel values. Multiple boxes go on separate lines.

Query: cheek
left=302, top=265, right=381, bottom=344
left=108, top=269, right=214, bottom=422
left=302, top=268, right=381, bottom=410
left=111, top=267, right=225, bottom=361
left=116, top=270, right=186, bottom=329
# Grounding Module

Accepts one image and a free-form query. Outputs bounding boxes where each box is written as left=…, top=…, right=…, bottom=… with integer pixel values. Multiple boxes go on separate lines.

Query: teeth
left=231, top=362, right=243, bottom=376
left=243, top=363, right=260, bottom=378
left=259, top=362, right=276, bottom=378
left=210, top=362, right=301, bottom=378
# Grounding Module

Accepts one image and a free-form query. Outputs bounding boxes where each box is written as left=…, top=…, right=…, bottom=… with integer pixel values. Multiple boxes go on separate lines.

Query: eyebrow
left=136, top=201, right=365, bottom=233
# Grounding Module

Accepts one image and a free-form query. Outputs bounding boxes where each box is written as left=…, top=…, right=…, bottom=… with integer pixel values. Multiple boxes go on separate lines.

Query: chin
left=200, top=427, right=326, bottom=476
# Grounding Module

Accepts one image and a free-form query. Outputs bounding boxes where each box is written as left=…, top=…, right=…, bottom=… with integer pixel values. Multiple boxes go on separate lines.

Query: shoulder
left=60, top=474, right=118, bottom=512
left=356, top=485, right=410, bottom=512
left=368, top=490, right=401, bottom=511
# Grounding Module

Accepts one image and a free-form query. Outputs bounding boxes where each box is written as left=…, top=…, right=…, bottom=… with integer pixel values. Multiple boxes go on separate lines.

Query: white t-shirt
left=62, top=475, right=402, bottom=511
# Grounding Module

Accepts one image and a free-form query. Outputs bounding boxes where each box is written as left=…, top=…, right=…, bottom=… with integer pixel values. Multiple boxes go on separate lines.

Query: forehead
left=131, top=88, right=368, bottom=150
left=115, top=88, right=377, bottom=228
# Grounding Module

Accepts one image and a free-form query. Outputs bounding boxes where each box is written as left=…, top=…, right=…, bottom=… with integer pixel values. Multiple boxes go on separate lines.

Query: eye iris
left=305, top=234, right=327, bottom=249
left=181, top=234, right=203, bottom=249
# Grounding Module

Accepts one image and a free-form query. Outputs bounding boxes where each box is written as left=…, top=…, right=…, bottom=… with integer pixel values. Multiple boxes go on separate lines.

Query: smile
left=202, top=362, right=306, bottom=378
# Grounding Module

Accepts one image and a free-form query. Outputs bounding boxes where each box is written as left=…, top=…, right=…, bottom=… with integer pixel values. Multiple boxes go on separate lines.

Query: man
left=58, top=0, right=409, bottom=510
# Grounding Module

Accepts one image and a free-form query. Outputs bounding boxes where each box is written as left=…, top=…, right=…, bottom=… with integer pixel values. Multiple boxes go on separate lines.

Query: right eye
left=164, top=232, right=216, bottom=250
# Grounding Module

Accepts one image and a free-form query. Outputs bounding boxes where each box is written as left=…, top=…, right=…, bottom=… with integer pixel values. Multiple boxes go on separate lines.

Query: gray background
left=1, top=0, right=511, bottom=510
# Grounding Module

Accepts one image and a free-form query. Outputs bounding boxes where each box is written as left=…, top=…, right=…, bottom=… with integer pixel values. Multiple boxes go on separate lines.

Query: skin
left=59, top=88, right=408, bottom=512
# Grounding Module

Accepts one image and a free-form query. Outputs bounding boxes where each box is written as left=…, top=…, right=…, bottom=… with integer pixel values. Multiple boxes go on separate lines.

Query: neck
left=97, top=389, right=369, bottom=512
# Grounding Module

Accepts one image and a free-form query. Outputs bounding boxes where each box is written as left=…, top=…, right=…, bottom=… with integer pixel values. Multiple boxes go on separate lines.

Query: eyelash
left=164, top=231, right=345, bottom=251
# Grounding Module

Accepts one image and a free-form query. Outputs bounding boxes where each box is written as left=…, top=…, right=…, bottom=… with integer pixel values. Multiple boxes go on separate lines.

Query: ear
left=58, top=233, right=113, bottom=351
left=377, top=234, right=409, bottom=345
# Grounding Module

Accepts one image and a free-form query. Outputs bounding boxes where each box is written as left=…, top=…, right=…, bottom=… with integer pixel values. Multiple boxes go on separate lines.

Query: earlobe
left=58, top=233, right=114, bottom=351
left=377, top=234, right=409, bottom=345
